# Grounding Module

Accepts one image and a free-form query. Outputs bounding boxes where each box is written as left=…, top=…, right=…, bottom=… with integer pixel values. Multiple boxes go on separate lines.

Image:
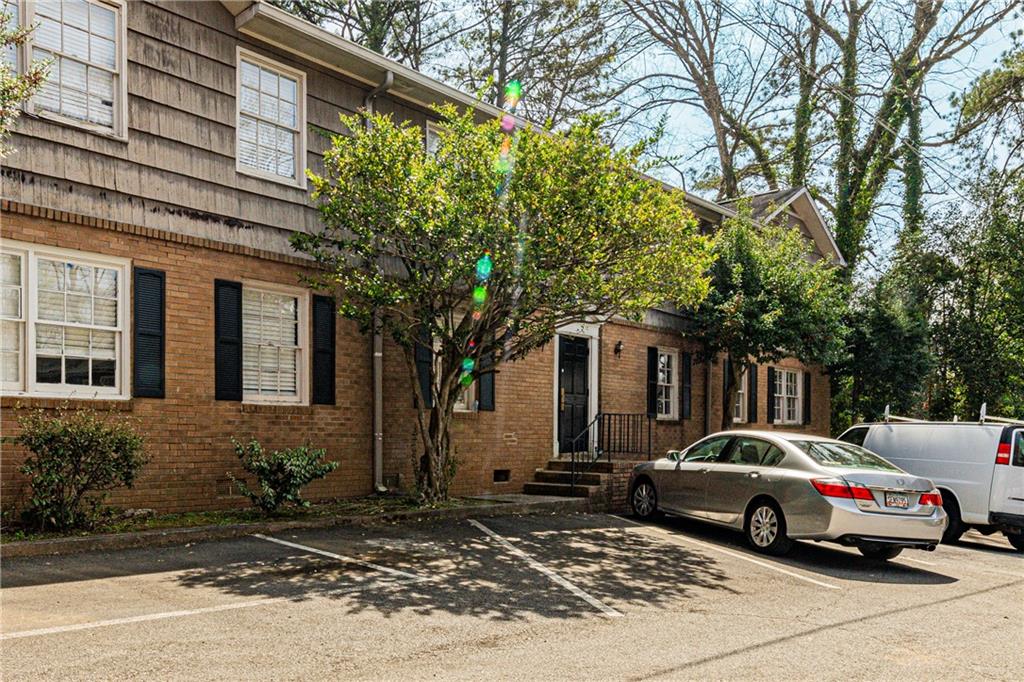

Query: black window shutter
left=214, top=279, right=243, bottom=401
left=311, top=295, right=336, bottom=405
left=767, top=366, right=777, bottom=423
left=478, top=349, right=495, bottom=411
left=681, top=351, right=692, bottom=419
left=415, top=331, right=433, bottom=408
left=646, top=346, right=658, bottom=417
left=803, top=371, right=812, bottom=424
left=133, top=267, right=165, bottom=398
left=747, top=362, right=758, bottom=423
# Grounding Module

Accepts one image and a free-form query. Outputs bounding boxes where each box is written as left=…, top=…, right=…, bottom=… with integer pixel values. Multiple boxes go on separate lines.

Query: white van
left=838, top=421, right=1024, bottom=551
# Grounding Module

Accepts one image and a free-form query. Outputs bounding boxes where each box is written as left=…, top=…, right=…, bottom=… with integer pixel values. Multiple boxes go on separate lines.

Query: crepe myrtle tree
left=292, top=105, right=713, bottom=503
left=692, top=205, right=848, bottom=432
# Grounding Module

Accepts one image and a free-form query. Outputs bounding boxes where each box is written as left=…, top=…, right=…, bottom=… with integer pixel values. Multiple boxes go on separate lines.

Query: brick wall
left=1, top=206, right=375, bottom=513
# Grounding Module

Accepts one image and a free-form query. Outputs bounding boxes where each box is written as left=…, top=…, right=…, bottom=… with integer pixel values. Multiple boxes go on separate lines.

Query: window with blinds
left=773, top=368, right=802, bottom=425
left=0, top=241, right=128, bottom=397
left=237, top=50, right=305, bottom=185
left=27, top=0, right=123, bottom=134
left=242, top=286, right=306, bottom=401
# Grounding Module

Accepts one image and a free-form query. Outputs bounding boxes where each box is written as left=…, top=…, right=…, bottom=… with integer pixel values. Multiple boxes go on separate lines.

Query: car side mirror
left=667, top=450, right=681, bottom=462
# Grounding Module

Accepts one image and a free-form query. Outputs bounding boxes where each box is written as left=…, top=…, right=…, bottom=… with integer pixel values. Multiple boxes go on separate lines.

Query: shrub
left=229, top=439, right=338, bottom=514
left=6, top=408, right=147, bottom=531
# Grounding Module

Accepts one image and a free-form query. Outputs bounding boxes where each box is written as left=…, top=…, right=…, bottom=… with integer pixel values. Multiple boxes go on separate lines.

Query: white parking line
left=253, top=533, right=421, bottom=580
left=1, top=578, right=424, bottom=641
left=612, top=515, right=841, bottom=590
left=899, top=556, right=936, bottom=566
left=468, top=518, right=624, bottom=618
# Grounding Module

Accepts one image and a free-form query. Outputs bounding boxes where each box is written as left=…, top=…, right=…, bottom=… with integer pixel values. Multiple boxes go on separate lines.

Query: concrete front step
left=522, top=481, right=600, bottom=498
left=532, top=469, right=605, bottom=486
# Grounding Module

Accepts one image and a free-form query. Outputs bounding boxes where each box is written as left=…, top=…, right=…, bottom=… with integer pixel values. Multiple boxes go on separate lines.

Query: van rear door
left=990, top=428, right=1024, bottom=520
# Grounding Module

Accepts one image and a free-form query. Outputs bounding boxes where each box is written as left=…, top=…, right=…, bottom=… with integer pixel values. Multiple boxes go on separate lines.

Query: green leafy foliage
left=229, top=439, right=339, bottom=514
left=692, top=206, right=849, bottom=429
left=292, top=105, right=712, bottom=501
left=6, top=408, right=147, bottom=531
left=1, top=5, right=49, bottom=157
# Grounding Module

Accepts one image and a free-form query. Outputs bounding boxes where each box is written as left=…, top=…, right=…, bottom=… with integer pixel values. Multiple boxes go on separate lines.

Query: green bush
left=229, top=439, right=338, bottom=514
left=6, top=408, right=147, bottom=531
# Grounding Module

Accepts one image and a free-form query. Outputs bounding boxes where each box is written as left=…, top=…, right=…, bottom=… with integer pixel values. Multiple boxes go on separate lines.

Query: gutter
left=365, top=71, right=393, bottom=493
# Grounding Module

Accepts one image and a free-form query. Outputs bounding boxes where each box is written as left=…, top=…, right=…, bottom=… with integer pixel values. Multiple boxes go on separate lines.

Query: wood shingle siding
left=4, top=0, right=432, bottom=256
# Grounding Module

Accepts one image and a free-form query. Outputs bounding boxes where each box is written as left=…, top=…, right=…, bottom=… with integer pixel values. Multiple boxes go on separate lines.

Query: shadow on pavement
left=172, top=514, right=737, bottom=621
left=642, top=514, right=959, bottom=585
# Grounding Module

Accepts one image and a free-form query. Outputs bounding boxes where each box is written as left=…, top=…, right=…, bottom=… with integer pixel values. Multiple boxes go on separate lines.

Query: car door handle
left=700, top=468, right=711, bottom=474
left=747, top=472, right=760, bottom=479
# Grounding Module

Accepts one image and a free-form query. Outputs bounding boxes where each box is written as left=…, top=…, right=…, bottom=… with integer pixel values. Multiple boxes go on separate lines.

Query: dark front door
left=558, top=335, right=590, bottom=453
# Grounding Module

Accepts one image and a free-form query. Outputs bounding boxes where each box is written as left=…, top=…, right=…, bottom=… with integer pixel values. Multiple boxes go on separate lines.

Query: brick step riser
left=522, top=482, right=600, bottom=498
left=532, top=470, right=605, bottom=486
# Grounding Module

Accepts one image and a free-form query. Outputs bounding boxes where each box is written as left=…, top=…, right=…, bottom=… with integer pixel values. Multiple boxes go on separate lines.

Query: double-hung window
left=425, top=121, right=441, bottom=156
left=733, top=367, right=748, bottom=423
left=241, top=284, right=308, bottom=403
left=237, top=49, right=305, bottom=187
left=774, top=368, right=802, bottom=424
left=23, top=0, right=126, bottom=136
left=0, top=240, right=129, bottom=398
left=656, top=348, right=678, bottom=420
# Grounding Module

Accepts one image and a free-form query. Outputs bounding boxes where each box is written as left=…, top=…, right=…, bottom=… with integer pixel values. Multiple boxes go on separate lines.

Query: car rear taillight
left=918, top=492, right=943, bottom=506
left=811, top=478, right=873, bottom=500
left=996, top=442, right=1011, bottom=465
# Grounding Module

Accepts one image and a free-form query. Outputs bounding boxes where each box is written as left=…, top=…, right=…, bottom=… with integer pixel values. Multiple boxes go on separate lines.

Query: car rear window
left=792, top=440, right=901, bottom=471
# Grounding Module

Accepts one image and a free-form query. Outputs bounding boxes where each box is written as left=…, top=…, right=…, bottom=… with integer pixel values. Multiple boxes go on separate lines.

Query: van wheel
left=939, top=491, right=965, bottom=544
left=745, top=501, right=793, bottom=556
left=859, top=544, right=903, bottom=561
left=1005, top=533, right=1024, bottom=552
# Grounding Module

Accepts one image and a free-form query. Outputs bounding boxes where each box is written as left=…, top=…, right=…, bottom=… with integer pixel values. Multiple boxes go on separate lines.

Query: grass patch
left=1, top=495, right=493, bottom=544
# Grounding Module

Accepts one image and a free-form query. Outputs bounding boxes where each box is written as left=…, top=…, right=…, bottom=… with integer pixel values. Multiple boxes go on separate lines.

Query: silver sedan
left=628, top=431, right=947, bottom=560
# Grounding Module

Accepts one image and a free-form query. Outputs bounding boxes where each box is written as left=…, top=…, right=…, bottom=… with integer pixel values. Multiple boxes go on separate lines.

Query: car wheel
left=630, top=479, right=659, bottom=520
left=1005, top=532, right=1024, bottom=552
left=745, top=501, right=793, bottom=556
left=940, top=491, right=965, bottom=544
left=858, top=544, right=903, bottom=561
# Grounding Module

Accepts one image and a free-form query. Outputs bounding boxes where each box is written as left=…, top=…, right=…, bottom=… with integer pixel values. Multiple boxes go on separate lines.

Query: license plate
left=885, top=492, right=910, bottom=508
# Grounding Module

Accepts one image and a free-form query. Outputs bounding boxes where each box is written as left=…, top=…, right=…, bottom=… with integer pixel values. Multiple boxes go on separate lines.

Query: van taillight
left=996, top=442, right=1011, bottom=465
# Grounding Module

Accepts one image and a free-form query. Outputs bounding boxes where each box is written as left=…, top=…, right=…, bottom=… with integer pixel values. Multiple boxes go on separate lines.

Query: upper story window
left=236, top=48, right=305, bottom=187
left=242, top=283, right=308, bottom=403
left=773, top=368, right=802, bottom=425
left=23, top=0, right=126, bottom=137
left=0, top=240, right=129, bottom=398
left=656, top=348, right=678, bottom=420
left=425, top=121, right=441, bottom=156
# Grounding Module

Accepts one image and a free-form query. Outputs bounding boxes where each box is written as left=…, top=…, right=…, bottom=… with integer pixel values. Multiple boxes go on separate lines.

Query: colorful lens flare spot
left=472, top=310, right=482, bottom=320
left=476, top=253, right=493, bottom=280
left=460, top=373, right=474, bottom=387
left=473, top=286, right=487, bottom=305
left=504, top=80, right=522, bottom=105
left=500, top=114, right=515, bottom=132
left=462, top=358, right=475, bottom=372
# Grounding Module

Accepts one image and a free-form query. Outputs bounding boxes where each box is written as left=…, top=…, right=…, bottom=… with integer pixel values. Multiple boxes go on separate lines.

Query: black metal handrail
left=569, top=412, right=653, bottom=494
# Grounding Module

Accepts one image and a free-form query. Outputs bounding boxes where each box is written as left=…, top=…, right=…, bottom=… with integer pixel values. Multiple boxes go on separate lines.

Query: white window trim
left=241, top=279, right=310, bottom=405
left=1, top=239, right=131, bottom=399
left=235, top=46, right=307, bottom=190
left=733, top=366, right=748, bottom=423
left=656, top=347, right=679, bottom=421
left=20, top=0, right=129, bottom=141
left=773, top=368, right=803, bottom=425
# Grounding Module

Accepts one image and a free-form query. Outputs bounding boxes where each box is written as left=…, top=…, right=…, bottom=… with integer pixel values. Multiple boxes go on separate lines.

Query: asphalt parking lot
left=2, top=512, right=1021, bottom=681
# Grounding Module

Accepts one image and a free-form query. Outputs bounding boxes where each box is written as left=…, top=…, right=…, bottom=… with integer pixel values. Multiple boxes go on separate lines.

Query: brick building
left=0, top=1, right=843, bottom=512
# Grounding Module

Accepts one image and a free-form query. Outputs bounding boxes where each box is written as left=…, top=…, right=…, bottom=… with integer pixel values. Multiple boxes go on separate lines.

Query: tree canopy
left=292, top=105, right=713, bottom=500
